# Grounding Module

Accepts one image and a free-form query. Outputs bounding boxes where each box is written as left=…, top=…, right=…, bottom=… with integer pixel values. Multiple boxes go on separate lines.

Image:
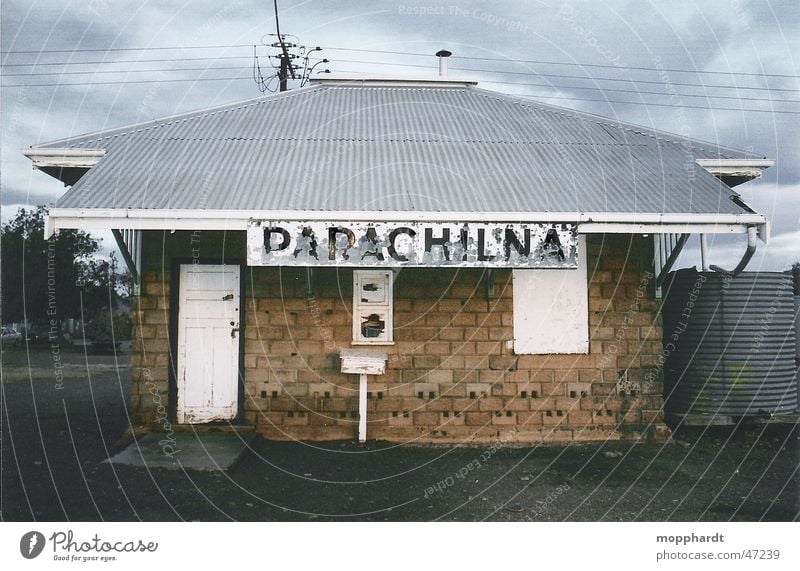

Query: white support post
left=700, top=234, right=710, bottom=271
left=339, top=349, right=386, bottom=443
left=358, top=373, right=368, bottom=442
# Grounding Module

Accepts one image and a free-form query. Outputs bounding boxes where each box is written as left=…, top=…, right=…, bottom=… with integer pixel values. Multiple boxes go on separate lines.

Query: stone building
left=26, top=72, right=772, bottom=443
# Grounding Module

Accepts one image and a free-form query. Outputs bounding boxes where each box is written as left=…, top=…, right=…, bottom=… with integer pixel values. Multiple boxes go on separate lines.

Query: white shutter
left=513, top=235, right=589, bottom=354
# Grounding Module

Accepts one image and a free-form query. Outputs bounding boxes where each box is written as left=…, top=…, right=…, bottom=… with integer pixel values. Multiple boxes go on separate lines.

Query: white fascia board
left=309, top=74, right=478, bottom=87
left=579, top=220, right=768, bottom=244
left=47, top=213, right=246, bottom=236
left=23, top=148, right=106, bottom=169
left=45, top=207, right=768, bottom=238
left=696, top=158, right=775, bottom=180
left=46, top=208, right=769, bottom=224
left=578, top=222, right=749, bottom=234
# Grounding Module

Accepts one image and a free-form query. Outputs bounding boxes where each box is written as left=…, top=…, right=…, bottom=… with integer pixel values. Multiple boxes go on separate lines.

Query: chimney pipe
left=435, top=49, right=452, bottom=77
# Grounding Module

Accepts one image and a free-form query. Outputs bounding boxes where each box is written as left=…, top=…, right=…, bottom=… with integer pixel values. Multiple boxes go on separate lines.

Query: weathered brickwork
left=130, top=267, right=172, bottom=426
left=130, top=231, right=669, bottom=443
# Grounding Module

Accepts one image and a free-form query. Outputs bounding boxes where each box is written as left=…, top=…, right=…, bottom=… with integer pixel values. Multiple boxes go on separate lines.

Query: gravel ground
left=2, top=346, right=798, bottom=522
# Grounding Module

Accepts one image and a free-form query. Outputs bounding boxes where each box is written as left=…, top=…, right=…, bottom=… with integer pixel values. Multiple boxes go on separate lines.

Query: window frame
left=351, top=269, right=394, bottom=345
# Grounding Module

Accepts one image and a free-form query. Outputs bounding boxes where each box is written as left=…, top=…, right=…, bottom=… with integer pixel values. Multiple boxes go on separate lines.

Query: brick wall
left=130, top=231, right=669, bottom=443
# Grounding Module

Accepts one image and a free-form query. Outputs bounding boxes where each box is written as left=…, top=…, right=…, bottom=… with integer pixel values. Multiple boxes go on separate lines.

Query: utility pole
left=253, top=1, right=326, bottom=93
left=273, top=0, right=294, bottom=92
left=278, top=50, right=290, bottom=92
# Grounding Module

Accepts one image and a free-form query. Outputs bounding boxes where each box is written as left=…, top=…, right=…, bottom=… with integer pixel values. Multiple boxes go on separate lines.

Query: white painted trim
left=46, top=207, right=768, bottom=225
left=576, top=222, right=758, bottom=235
left=45, top=207, right=768, bottom=240
left=700, top=234, right=710, bottom=271
left=309, top=74, right=478, bottom=87
left=359, top=373, right=367, bottom=442
left=696, top=158, right=775, bottom=180
left=696, top=159, right=775, bottom=169
left=22, top=148, right=105, bottom=169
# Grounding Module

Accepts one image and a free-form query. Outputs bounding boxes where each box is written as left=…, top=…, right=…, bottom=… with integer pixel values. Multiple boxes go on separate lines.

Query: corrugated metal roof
left=31, top=83, right=764, bottom=215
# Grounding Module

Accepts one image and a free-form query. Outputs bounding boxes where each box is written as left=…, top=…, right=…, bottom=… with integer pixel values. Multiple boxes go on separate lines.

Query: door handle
left=231, top=327, right=240, bottom=338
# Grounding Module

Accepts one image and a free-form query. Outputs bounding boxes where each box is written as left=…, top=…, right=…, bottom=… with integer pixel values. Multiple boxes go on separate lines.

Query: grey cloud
left=0, top=186, right=61, bottom=207
left=1, top=0, right=797, bottom=269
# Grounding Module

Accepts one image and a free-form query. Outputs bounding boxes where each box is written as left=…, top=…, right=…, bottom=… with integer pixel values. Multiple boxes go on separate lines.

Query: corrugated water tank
left=661, top=269, right=798, bottom=417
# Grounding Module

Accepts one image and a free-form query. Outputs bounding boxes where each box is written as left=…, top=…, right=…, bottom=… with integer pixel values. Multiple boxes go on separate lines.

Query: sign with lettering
left=246, top=221, right=578, bottom=268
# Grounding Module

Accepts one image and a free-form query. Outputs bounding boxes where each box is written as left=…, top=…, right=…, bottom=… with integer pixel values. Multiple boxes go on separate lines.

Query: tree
left=81, top=253, right=133, bottom=317
left=1, top=206, right=100, bottom=327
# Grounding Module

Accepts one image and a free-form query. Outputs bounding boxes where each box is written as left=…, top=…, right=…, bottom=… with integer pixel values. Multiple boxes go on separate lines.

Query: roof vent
left=435, top=50, right=452, bottom=77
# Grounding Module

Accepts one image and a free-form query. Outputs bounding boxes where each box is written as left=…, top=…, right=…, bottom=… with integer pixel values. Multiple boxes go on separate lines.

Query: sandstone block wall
left=130, top=231, right=669, bottom=443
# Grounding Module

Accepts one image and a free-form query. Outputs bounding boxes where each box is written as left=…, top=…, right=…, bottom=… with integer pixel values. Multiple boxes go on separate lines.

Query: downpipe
left=710, top=225, right=758, bottom=276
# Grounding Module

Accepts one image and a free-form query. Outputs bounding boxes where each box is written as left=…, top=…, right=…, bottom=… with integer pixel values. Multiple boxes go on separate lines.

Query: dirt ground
left=1, top=346, right=798, bottom=522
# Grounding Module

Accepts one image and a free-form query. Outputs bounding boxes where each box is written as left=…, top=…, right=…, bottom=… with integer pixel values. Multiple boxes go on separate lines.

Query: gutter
left=44, top=207, right=768, bottom=240
left=44, top=207, right=769, bottom=224
left=710, top=225, right=759, bottom=276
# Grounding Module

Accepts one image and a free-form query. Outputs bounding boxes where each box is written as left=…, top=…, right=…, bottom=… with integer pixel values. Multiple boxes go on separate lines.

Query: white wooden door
left=176, top=264, right=240, bottom=424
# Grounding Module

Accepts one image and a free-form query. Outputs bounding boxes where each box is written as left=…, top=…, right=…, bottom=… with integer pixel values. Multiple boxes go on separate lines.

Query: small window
left=352, top=270, right=394, bottom=344
left=512, top=235, right=588, bottom=354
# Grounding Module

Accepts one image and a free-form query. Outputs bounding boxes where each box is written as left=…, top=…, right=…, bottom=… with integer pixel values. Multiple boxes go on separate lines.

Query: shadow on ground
left=2, top=347, right=798, bottom=521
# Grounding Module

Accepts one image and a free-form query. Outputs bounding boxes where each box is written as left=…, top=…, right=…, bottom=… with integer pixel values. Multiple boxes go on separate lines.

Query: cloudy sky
left=2, top=0, right=798, bottom=269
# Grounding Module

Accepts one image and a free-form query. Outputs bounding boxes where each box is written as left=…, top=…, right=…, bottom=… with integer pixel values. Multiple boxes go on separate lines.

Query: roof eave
left=45, top=207, right=768, bottom=242
left=22, top=147, right=106, bottom=185
left=696, top=158, right=775, bottom=186
left=309, top=74, right=478, bottom=87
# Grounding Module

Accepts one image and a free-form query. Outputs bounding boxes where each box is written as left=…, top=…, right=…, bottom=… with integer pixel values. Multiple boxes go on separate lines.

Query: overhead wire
left=2, top=76, right=252, bottom=87
left=3, top=65, right=249, bottom=76
left=510, top=93, right=800, bottom=114
left=321, top=46, right=800, bottom=79
left=5, top=55, right=798, bottom=96
left=5, top=70, right=798, bottom=114
left=300, top=58, right=800, bottom=95
left=327, top=69, right=800, bottom=113
left=4, top=62, right=798, bottom=104
left=0, top=55, right=252, bottom=67
left=2, top=43, right=797, bottom=79
left=3, top=46, right=799, bottom=113
left=0, top=44, right=253, bottom=54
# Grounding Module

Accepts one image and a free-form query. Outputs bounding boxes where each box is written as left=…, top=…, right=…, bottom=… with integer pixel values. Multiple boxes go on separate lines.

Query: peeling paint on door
left=176, top=264, right=240, bottom=424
